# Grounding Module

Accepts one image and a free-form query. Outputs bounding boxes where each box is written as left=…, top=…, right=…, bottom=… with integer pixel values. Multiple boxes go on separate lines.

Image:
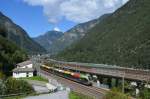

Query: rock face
left=57, top=0, right=150, bottom=69
left=48, top=14, right=110, bottom=54
left=0, top=12, right=46, bottom=54
left=33, top=31, right=63, bottom=52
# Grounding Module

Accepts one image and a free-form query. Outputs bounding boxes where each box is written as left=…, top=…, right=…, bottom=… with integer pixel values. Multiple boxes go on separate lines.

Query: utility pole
left=122, top=71, right=125, bottom=93
left=39, top=55, right=42, bottom=76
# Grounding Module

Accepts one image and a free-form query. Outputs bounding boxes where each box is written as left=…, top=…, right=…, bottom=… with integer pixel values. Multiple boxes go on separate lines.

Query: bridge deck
left=56, top=63, right=150, bottom=82
left=43, top=59, right=150, bottom=82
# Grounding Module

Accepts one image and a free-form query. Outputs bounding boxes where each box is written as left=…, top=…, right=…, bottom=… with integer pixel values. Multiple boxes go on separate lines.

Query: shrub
left=4, top=77, right=34, bottom=95
left=139, top=88, right=150, bottom=99
left=104, top=88, right=131, bottom=99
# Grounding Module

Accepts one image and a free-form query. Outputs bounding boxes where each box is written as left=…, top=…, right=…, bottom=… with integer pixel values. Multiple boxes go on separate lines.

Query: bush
left=0, top=72, right=5, bottom=79
left=4, top=77, right=34, bottom=95
left=139, top=88, right=150, bottom=99
left=104, top=88, right=131, bottom=99
left=0, top=79, right=6, bottom=95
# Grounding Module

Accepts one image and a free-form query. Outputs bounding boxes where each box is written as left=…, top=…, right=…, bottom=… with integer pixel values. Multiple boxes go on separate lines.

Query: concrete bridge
left=32, top=55, right=150, bottom=87
left=45, top=59, right=150, bottom=83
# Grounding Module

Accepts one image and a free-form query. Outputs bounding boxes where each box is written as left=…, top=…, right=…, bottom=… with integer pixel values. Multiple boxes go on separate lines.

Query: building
left=16, top=60, right=33, bottom=68
left=13, top=68, right=34, bottom=78
left=13, top=60, right=34, bottom=78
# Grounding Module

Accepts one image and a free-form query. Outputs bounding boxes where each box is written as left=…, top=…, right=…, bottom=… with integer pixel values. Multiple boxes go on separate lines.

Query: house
left=13, top=60, right=34, bottom=78
left=13, top=68, right=34, bottom=78
left=16, top=60, right=33, bottom=68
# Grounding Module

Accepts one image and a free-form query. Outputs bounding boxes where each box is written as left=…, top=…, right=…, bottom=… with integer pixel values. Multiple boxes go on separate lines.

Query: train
left=41, top=65, right=92, bottom=86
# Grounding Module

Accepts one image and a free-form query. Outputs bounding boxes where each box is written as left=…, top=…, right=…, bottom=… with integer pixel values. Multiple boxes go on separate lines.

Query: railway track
left=40, top=70, right=108, bottom=99
left=56, top=64, right=150, bottom=82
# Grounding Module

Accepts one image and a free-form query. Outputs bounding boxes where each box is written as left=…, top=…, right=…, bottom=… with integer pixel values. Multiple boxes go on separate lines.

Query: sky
left=0, top=0, right=129, bottom=37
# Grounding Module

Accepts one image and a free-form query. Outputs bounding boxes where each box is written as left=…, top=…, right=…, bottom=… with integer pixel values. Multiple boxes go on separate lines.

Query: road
left=24, top=91, right=69, bottom=99
left=25, top=79, right=49, bottom=94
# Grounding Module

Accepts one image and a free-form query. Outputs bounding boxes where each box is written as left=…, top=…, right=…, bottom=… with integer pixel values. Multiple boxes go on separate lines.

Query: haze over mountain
left=33, top=30, right=63, bottom=52
left=57, top=0, right=150, bottom=69
left=0, top=12, right=46, bottom=54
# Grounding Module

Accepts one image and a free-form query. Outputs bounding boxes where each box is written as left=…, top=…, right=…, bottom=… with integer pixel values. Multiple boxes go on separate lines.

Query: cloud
left=54, top=27, right=61, bottom=32
left=23, top=0, right=129, bottom=24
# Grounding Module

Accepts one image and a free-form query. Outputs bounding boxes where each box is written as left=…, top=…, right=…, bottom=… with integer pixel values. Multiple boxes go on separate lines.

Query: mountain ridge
left=48, top=14, right=110, bottom=54
left=33, top=30, right=63, bottom=52
left=0, top=12, right=46, bottom=54
left=57, top=0, right=150, bottom=69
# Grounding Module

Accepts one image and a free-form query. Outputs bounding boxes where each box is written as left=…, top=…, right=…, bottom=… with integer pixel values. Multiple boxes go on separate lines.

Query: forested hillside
left=0, top=31, right=27, bottom=76
left=57, top=0, right=150, bottom=69
left=49, top=14, right=110, bottom=54
left=0, top=12, right=46, bottom=54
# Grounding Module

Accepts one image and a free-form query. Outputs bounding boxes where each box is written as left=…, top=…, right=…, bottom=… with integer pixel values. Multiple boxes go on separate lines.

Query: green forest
left=57, top=0, right=150, bottom=69
left=0, top=29, right=27, bottom=76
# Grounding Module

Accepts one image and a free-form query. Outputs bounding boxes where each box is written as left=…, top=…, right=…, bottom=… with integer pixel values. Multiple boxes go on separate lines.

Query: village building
left=16, top=60, right=33, bottom=68
left=13, top=60, right=35, bottom=78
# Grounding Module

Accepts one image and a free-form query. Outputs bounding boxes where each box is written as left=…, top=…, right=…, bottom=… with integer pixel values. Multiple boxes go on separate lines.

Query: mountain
left=33, top=31, right=63, bottom=52
left=0, top=32, right=27, bottom=76
left=49, top=14, right=110, bottom=54
left=57, top=0, right=150, bottom=69
left=0, top=12, right=46, bottom=54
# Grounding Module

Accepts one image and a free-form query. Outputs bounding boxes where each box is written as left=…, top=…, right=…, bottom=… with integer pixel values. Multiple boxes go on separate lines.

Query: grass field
left=69, top=91, right=94, bottom=99
left=21, top=76, right=48, bottom=82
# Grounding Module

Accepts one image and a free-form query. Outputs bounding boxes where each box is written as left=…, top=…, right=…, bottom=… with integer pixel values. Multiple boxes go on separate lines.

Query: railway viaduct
left=32, top=55, right=150, bottom=94
left=43, top=59, right=150, bottom=89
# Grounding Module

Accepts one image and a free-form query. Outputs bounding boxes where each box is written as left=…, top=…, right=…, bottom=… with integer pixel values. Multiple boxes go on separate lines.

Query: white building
left=13, top=68, right=34, bottom=78
left=13, top=60, right=34, bottom=78
left=17, top=60, right=33, bottom=68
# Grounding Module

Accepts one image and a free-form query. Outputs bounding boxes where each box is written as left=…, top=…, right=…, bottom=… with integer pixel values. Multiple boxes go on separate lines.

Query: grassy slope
left=57, top=0, right=150, bottom=69
left=22, top=76, right=48, bottom=82
left=69, top=91, right=94, bottom=99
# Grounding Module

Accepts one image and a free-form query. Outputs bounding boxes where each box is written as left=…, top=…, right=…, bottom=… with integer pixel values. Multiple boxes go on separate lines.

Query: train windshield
left=80, top=78, right=88, bottom=82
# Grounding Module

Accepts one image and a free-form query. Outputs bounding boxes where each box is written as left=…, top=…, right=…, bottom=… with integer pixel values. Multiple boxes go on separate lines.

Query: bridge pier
left=98, top=76, right=104, bottom=84
left=110, top=78, right=119, bottom=88
left=107, top=78, right=112, bottom=88
left=136, top=81, right=145, bottom=89
left=95, top=76, right=109, bottom=88
left=96, top=76, right=121, bottom=89
left=115, top=78, right=119, bottom=87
